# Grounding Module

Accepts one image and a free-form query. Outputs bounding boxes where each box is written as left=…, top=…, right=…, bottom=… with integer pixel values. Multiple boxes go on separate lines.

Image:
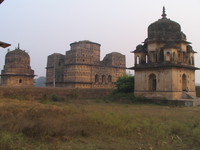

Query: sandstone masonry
left=46, top=40, right=126, bottom=88
left=1, top=46, right=35, bottom=86
left=130, top=7, right=198, bottom=100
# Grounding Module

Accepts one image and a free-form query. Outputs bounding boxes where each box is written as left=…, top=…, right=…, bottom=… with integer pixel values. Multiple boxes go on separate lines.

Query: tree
left=34, top=76, right=46, bottom=87
left=114, top=75, right=134, bottom=93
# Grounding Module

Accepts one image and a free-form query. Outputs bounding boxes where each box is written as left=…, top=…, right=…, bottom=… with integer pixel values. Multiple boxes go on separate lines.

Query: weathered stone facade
left=1, top=46, right=35, bottom=86
left=131, top=7, right=198, bottom=100
left=46, top=41, right=126, bottom=88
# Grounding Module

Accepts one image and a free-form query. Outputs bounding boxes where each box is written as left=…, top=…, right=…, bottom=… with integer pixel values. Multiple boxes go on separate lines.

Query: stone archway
left=108, top=75, right=112, bottom=83
left=19, top=79, right=22, bottom=84
left=166, top=52, right=171, bottom=62
left=102, top=75, right=106, bottom=84
left=149, top=74, right=157, bottom=91
left=136, top=56, right=140, bottom=64
left=182, top=74, right=187, bottom=91
left=95, top=74, right=99, bottom=83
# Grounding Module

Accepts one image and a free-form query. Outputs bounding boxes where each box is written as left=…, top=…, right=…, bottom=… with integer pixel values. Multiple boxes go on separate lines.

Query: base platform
left=147, top=97, right=200, bottom=107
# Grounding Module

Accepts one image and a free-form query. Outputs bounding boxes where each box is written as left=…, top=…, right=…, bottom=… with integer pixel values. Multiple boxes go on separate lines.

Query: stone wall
left=1, top=76, right=34, bottom=87
left=0, top=87, right=112, bottom=99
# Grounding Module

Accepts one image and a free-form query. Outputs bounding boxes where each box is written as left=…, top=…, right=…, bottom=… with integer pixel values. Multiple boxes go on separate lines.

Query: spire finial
left=162, top=6, right=167, bottom=19
left=18, top=43, right=20, bottom=49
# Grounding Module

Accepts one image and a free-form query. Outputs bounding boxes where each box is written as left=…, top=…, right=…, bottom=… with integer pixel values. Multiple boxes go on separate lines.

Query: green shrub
left=0, top=131, right=14, bottom=149
left=68, top=92, right=78, bottom=99
left=114, top=75, right=134, bottom=93
left=50, top=94, right=65, bottom=102
left=37, top=94, right=65, bottom=103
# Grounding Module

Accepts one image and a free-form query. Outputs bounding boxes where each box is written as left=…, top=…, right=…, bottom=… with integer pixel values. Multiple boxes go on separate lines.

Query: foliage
left=114, top=75, right=134, bottom=93
left=104, top=75, right=135, bottom=103
left=50, top=94, right=65, bottom=102
left=34, top=76, right=46, bottom=87
left=36, top=94, right=66, bottom=103
left=105, top=92, right=135, bottom=103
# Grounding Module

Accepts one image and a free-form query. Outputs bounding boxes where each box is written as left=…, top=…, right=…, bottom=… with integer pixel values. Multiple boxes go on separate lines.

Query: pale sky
left=0, top=0, right=200, bottom=82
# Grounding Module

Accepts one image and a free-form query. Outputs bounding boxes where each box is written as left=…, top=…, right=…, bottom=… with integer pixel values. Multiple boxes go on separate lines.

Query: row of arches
left=148, top=73, right=188, bottom=92
left=165, top=52, right=194, bottom=65
left=95, top=74, right=112, bottom=84
left=135, top=51, right=194, bottom=65
left=135, top=55, right=148, bottom=65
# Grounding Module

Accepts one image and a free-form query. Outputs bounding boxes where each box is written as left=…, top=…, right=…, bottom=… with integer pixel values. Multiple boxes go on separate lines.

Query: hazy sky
left=0, top=0, right=200, bottom=82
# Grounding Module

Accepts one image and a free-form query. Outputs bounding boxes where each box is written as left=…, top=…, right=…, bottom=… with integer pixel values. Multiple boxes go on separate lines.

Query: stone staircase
left=181, top=92, right=200, bottom=106
left=182, top=92, right=196, bottom=99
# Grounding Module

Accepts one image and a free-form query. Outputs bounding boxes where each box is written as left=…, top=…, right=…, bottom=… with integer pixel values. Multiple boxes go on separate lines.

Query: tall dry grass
left=0, top=98, right=200, bottom=149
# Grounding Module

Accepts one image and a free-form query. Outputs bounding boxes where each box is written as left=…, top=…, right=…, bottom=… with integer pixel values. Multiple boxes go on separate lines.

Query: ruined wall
left=0, top=87, right=112, bottom=99
left=46, top=53, right=65, bottom=86
left=46, top=41, right=126, bottom=88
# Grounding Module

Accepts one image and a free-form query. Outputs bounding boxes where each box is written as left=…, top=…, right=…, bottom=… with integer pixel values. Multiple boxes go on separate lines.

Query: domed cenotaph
left=131, top=7, right=198, bottom=100
left=1, top=45, right=35, bottom=86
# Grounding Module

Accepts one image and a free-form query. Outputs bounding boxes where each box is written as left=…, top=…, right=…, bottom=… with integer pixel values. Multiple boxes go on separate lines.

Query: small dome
left=136, top=44, right=143, bottom=50
left=6, top=49, right=29, bottom=58
left=133, top=44, right=147, bottom=53
left=5, top=48, right=30, bottom=65
left=147, top=7, right=182, bottom=42
left=187, top=45, right=196, bottom=53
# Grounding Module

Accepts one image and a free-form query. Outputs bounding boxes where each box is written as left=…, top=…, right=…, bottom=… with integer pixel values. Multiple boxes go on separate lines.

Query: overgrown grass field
left=0, top=97, right=200, bottom=150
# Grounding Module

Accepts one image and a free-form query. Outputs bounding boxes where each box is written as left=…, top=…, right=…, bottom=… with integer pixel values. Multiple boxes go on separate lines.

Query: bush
left=36, top=94, right=65, bottom=103
left=51, top=94, right=65, bottom=102
left=114, top=75, right=134, bottom=93
left=108, top=93, right=134, bottom=101
left=104, top=75, right=135, bottom=103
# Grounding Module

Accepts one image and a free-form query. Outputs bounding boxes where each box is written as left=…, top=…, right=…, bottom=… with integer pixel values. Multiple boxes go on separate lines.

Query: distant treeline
left=34, top=76, right=46, bottom=87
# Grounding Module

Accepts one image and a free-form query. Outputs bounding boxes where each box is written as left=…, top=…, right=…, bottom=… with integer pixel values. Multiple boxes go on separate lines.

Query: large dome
left=147, top=7, right=183, bottom=42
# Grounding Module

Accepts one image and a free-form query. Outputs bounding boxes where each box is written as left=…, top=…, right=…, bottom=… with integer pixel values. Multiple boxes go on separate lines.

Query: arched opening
left=136, top=56, right=140, bottom=64
left=151, top=52, right=157, bottom=63
left=108, top=75, right=112, bottom=83
left=189, top=59, right=191, bottom=64
left=149, top=74, right=157, bottom=91
left=95, top=74, right=99, bottom=83
left=166, top=52, right=171, bottom=62
left=191, top=56, right=194, bottom=65
left=19, top=79, right=22, bottom=84
left=173, top=52, right=176, bottom=62
left=155, top=53, right=158, bottom=62
left=146, top=55, right=148, bottom=63
left=178, top=53, right=181, bottom=62
left=58, top=59, right=64, bottom=66
left=183, top=52, right=186, bottom=63
left=182, top=74, right=187, bottom=91
left=102, top=75, right=106, bottom=84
